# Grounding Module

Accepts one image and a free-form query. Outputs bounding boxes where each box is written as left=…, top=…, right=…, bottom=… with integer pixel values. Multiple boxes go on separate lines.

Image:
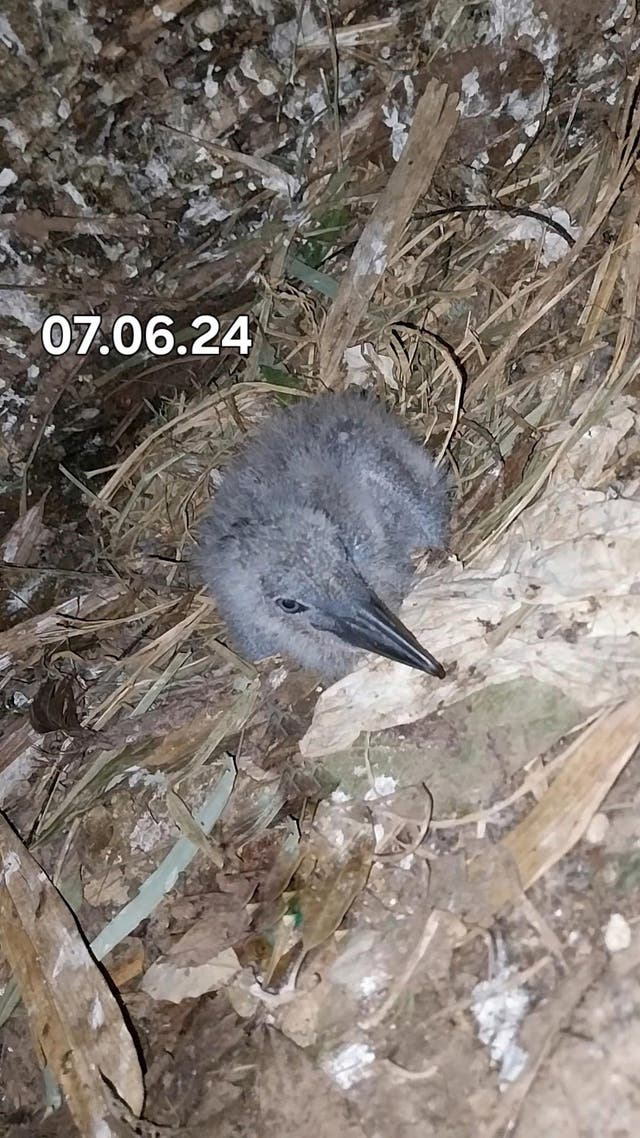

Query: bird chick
left=199, top=392, right=450, bottom=680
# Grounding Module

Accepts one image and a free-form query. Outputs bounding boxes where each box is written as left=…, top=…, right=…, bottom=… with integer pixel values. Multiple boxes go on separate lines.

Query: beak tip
left=332, top=593, right=447, bottom=680
left=414, top=652, right=445, bottom=680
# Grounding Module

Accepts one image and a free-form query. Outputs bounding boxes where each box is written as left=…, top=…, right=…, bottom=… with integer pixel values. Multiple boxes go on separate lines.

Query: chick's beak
left=330, top=592, right=446, bottom=679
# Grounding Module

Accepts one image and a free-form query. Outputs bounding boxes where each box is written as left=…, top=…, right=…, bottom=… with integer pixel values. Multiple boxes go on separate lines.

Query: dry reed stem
left=318, top=79, right=459, bottom=385
left=0, top=583, right=132, bottom=672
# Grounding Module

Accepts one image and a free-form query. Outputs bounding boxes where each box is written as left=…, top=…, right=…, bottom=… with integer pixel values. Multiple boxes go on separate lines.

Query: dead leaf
left=141, top=945, right=241, bottom=1003
left=452, top=695, right=640, bottom=921
left=83, top=866, right=131, bottom=908
left=135, top=683, right=257, bottom=772
left=0, top=814, right=144, bottom=1136
left=274, top=979, right=327, bottom=1047
left=301, top=395, right=640, bottom=759
left=165, top=788, right=224, bottom=866
left=258, top=830, right=303, bottom=903
left=246, top=831, right=374, bottom=986
left=30, top=676, right=82, bottom=735
left=140, top=903, right=251, bottom=1003
left=224, top=777, right=288, bottom=847
left=0, top=496, right=49, bottom=566
left=300, top=832, right=374, bottom=952
left=261, top=904, right=303, bottom=988
left=494, top=694, right=640, bottom=908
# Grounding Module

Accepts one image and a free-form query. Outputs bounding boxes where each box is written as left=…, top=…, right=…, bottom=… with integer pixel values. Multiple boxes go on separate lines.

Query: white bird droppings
left=323, top=1041, right=376, bottom=1089
left=604, top=912, right=632, bottom=954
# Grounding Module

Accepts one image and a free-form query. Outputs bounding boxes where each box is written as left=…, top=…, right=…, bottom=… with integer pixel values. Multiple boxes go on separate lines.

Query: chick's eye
left=276, top=597, right=307, bottom=614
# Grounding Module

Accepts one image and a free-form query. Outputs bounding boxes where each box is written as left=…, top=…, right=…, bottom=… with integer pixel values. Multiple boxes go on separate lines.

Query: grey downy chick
left=199, top=392, right=450, bottom=680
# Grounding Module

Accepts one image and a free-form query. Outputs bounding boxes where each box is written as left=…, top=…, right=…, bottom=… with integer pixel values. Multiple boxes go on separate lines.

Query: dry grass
left=4, top=66, right=639, bottom=865
left=3, top=24, right=640, bottom=1133
left=88, top=73, right=640, bottom=588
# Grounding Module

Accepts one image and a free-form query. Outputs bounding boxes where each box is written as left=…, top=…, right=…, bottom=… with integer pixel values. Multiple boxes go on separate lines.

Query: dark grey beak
left=331, top=592, right=446, bottom=679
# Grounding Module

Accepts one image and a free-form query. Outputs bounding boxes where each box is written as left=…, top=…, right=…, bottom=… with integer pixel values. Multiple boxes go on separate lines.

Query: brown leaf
left=300, top=832, right=374, bottom=953
left=467, top=694, right=640, bottom=918
left=258, top=831, right=304, bottom=903
left=142, top=945, right=241, bottom=1003
left=30, top=676, right=82, bottom=735
left=261, top=902, right=304, bottom=988
left=141, top=900, right=251, bottom=1003
left=500, top=694, right=640, bottom=896
left=131, top=682, right=258, bottom=773
left=168, top=908, right=252, bottom=965
left=0, top=814, right=144, bottom=1136
left=0, top=496, right=49, bottom=567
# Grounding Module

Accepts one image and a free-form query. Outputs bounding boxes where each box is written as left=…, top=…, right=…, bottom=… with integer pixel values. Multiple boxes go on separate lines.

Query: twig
left=360, top=909, right=441, bottom=1029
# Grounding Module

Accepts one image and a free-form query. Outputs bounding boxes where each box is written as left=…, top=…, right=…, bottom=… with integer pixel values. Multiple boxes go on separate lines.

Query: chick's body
left=199, top=393, right=449, bottom=678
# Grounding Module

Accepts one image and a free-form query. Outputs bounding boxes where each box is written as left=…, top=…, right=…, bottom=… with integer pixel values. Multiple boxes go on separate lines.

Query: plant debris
left=2, top=2, right=640, bottom=1136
